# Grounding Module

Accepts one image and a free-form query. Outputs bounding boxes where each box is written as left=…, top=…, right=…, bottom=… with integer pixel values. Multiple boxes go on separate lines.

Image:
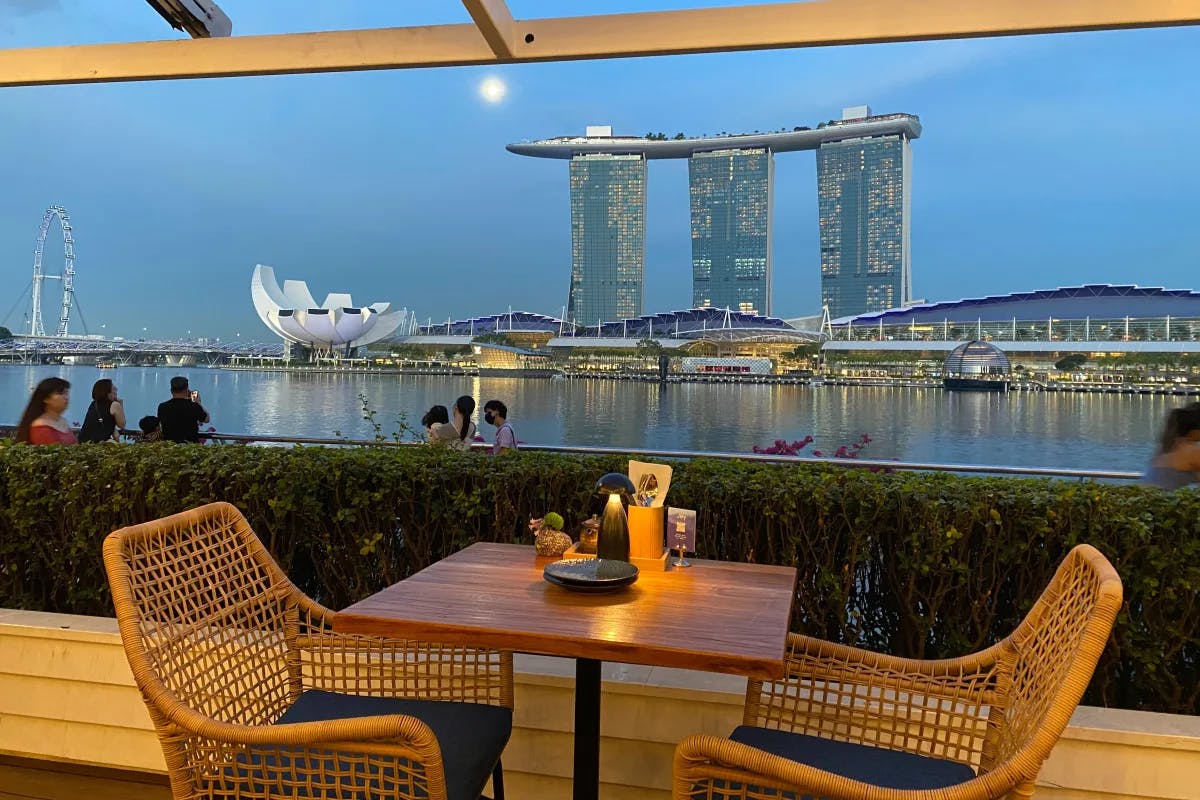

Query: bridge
left=0, top=334, right=283, bottom=366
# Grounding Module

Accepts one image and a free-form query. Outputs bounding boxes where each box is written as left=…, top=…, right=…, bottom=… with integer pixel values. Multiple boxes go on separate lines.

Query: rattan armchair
left=103, top=501, right=514, bottom=800
left=674, top=544, right=1122, bottom=800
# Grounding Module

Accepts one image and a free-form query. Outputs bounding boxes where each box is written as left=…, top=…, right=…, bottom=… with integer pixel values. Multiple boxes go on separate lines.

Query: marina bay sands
left=507, top=106, right=921, bottom=323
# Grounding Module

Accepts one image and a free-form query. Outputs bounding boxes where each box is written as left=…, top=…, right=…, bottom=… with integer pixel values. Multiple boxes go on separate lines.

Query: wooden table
left=335, top=542, right=798, bottom=800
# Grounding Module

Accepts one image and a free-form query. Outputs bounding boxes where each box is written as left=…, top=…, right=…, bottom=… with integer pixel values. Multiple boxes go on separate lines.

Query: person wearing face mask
left=483, top=399, right=517, bottom=454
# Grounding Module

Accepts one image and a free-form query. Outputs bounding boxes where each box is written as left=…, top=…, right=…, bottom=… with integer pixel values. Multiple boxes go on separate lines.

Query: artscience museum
left=250, top=264, right=415, bottom=357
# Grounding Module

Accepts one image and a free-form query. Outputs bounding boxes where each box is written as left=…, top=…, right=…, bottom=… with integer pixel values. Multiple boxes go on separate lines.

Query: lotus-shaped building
left=251, top=264, right=413, bottom=355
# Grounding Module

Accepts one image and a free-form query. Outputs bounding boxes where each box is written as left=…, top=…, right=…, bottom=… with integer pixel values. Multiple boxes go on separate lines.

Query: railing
left=32, top=427, right=1134, bottom=481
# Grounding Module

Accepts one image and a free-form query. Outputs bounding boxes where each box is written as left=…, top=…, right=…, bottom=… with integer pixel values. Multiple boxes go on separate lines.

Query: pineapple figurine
left=532, top=512, right=572, bottom=557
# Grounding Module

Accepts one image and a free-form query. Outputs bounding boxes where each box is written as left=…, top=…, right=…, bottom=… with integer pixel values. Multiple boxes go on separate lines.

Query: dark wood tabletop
left=334, top=542, right=798, bottom=679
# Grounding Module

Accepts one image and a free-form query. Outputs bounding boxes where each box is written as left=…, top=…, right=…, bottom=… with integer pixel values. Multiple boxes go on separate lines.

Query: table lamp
left=594, top=473, right=635, bottom=562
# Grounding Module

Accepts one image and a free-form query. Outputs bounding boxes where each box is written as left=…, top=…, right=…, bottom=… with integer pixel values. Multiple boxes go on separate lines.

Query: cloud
left=0, top=0, right=59, bottom=16
left=772, top=36, right=1048, bottom=113
left=0, top=0, right=58, bottom=34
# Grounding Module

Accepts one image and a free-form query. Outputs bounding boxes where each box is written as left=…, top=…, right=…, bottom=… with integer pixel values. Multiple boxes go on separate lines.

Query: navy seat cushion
left=222, top=689, right=511, bottom=800
left=727, top=725, right=976, bottom=794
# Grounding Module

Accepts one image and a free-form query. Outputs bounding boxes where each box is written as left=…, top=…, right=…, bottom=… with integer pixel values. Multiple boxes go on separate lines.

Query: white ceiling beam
left=0, top=0, right=1198, bottom=87
left=461, top=0, right=516, bottom=59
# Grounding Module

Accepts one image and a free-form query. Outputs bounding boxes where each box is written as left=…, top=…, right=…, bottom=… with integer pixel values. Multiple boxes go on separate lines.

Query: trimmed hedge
left=0, top=443, right=1197, bottom=715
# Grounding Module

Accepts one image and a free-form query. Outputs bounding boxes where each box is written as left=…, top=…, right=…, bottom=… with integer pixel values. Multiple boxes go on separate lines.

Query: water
left=0, top=364, right=1173, bottom=473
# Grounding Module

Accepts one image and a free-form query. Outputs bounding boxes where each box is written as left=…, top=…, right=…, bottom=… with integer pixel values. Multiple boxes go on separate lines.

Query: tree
left=0, top=326, right=11, bottom=341
left=390, top=344, right=426, bottom=361
left=473, top=332, right=514, bottom=347
left=1055, top=354, right=1088, bottom=372
left=673, top=132, right=686, bottom=140
left=635, top=337, right=663, bottom=358
left=786, top=343, right=819, bottom=361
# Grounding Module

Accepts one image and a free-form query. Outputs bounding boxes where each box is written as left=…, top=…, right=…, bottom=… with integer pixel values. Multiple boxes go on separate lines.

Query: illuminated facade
left=568, top=153, right=646, bottom=324
left=688, top=148, right=773, bottom=315
left=817, top=131, right=913, bottom=319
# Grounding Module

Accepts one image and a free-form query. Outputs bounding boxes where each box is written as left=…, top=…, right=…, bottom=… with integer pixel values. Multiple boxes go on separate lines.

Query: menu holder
left=667, top=507, right=697, bottom=568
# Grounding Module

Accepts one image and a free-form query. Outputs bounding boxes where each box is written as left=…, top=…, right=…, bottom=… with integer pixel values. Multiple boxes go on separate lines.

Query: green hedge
left=0, top=443, right=1197, bottom=715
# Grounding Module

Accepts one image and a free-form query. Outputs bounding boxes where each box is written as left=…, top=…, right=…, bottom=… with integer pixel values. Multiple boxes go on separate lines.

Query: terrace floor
left=0, top=756, right=168, bottom=800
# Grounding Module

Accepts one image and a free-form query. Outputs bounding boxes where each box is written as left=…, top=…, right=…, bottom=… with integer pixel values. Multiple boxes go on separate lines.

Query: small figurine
left=531, top=512, right=572, bottom=557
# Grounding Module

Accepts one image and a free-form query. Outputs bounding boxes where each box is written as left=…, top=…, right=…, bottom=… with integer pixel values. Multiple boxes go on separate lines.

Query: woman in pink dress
left=13, top=377, right=77, bottom=445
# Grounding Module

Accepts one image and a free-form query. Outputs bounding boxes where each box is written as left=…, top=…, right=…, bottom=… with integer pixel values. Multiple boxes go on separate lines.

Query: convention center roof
left=415, top=308, right=818, bottom=343
left=587, top=308, right=800, bottom=340
left=833, top=285, right=1200, bottom=325
left=419, top=311, right=564, bottom=336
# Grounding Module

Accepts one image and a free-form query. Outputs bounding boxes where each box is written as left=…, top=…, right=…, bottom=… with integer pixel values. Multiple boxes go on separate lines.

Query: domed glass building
left=943, top=340, right=1010, bottom=391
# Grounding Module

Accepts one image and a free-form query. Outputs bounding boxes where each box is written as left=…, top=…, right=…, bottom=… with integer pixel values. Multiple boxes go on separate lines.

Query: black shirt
left=157, top=397, right=209, bottom=443
left=78, top=400, right=116, bottom=443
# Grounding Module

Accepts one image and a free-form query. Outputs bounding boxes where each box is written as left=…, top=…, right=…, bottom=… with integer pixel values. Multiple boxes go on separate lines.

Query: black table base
left=573, top=657, right=602, bottom=800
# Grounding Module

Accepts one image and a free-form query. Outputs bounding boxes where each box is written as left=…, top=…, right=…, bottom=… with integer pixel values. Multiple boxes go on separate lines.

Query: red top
left=27, top=425, right=78, bottom=445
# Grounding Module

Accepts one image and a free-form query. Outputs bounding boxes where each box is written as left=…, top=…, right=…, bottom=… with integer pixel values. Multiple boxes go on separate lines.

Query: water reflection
left=0, top=365, right=1168, bottom=472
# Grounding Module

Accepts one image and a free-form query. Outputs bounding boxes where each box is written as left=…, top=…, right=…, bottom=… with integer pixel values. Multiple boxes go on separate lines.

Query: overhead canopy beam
left=2, top=0, right=1199, bottom=87
left=461, top=0, right=516, bottom=59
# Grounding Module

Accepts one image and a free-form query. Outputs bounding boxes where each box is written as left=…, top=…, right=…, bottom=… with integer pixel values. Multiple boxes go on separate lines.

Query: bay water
left=0, top=365, right=1170, bottom=473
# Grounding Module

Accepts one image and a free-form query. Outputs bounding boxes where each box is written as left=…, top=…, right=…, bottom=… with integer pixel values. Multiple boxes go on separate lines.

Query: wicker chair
left=673, top=544, right=1122, bottom=800
left=103, top=501, right=513, bottom=800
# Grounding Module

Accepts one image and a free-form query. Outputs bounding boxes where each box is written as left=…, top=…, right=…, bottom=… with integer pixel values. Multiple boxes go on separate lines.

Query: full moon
left=479, top=76, right=507, bottom=104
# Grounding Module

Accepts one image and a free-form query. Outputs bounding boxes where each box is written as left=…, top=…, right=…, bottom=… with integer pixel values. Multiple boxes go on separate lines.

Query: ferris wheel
left=29, top=204, right=76, bottom=337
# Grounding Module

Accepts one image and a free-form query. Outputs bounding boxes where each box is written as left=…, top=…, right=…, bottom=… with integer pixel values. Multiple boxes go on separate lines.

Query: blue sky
left=1, top=1, right=1198, bottom=340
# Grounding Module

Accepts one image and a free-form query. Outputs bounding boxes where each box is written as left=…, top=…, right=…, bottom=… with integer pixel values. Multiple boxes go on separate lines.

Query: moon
left=479, top=76, right=507, bottom=104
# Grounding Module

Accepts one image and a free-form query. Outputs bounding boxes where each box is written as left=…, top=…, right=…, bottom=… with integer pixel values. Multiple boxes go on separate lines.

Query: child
left=138, top=415, right=162, bottom=443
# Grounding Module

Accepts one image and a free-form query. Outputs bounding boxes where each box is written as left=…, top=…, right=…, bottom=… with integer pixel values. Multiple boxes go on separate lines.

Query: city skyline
left=511, top=110, right=919, bottom=322
left=0, top=3, right=1198, bottom=339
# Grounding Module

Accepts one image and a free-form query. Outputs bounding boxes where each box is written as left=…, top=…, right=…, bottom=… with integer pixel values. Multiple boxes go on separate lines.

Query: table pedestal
left=573, top=658, right=601, bottom=800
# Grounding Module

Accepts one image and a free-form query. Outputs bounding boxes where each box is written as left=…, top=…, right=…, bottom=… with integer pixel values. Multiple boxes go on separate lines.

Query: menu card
left=667, top=507, right=696, bottom=554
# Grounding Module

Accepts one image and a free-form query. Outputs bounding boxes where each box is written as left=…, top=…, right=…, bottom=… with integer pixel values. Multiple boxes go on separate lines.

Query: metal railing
left=54, top=428, right=1135, bottom=481
left=0, top=424, right=1143, bottom=480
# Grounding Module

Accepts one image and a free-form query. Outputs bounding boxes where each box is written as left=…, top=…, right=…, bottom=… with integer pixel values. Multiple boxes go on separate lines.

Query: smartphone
left=189, top=390, right=199, bottom=402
